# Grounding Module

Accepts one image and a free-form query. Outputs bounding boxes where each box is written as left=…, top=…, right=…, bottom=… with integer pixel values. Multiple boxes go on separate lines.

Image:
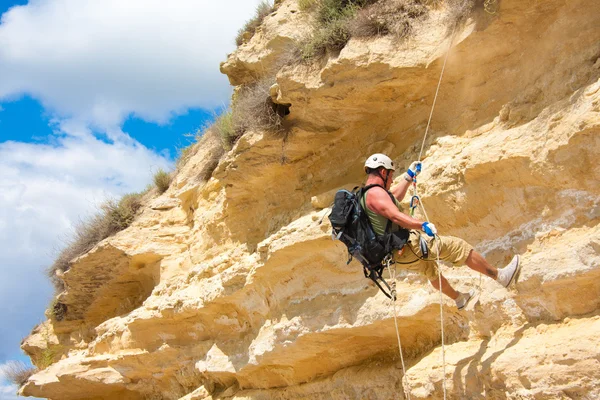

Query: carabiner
left=409, top=195, right=420, bottom=216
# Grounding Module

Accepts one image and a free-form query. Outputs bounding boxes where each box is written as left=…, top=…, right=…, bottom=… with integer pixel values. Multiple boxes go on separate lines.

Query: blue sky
left=0, top=0, right=264, bottom=397
left=0, top=95, right=214, bottom=157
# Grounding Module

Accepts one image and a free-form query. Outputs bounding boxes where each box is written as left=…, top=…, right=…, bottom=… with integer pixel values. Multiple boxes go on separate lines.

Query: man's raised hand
left=405, top=161, right=422, bottom=181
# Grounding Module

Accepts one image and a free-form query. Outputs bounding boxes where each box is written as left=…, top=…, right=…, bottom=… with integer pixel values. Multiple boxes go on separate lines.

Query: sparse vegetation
left=0, top=361, right=37, bottom=387
left=176, top=142, right=199, bottom=170
left=209, top=78, right=289, bottom=151
left=301, top=0, right=369, bottom=59
left=235, top=1, right=274, bottom=46
left=297, top=0, right=473, bottom=61
left=34, top=345, right=64, bottom=370
left=213, top=110, right=238, bottom=149
left=48, top=191, right=146, bottom=292
left=298, top=0, right=317, bottom=11
left=349, top=5, right=390, bottom=37
left=47, top=297, right=67, bottom=321
left=348, top=0, right=428, bottom=39
left=153, top=168, right=172, bottom=194
left=232, top=78, right=288, bottom=137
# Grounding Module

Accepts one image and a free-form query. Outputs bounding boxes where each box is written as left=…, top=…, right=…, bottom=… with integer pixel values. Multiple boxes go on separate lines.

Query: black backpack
left=328, top=184, right=408, bottom=299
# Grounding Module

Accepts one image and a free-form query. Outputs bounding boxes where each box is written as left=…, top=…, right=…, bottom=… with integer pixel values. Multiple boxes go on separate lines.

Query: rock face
left=20, top=0, right=600, bottom=399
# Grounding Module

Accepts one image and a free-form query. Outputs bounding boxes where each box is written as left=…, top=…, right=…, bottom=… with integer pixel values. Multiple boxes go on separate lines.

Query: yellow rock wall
left=21, top=0, right=600, bottom=399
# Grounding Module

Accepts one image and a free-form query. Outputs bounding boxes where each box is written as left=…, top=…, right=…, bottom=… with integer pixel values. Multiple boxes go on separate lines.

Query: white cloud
left=0, top=126, right=172, bottom=267
left=0, top=0, right=265, bottom=128
left=0, top=0, right=265, bottom=372
left=0, top=382, right=19, bottom=400
left=0, top=125, right=171, bottom=364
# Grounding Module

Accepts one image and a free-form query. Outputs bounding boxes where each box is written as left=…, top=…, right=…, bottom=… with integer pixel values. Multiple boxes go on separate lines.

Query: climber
left=362, top=153, right=521, bottom=309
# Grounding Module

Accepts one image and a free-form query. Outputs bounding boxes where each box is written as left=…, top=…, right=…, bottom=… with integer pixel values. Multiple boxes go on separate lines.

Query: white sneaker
left=497, top=255, right=521, bottom=288
left=455, top=290, right=475, bottom=310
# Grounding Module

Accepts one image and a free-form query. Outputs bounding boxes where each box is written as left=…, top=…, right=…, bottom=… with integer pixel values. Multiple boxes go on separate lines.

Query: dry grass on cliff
left=173, top=78, right=289, bottom=180
left=48, top=192, right=145, bottom=292
left=212, top=78, right=288, bottom=150
left=298, top=0, right=317, bottom=11
left=348, top=0, right=428, bottom=39
left=213, top=110, right=239, bottom=149
left=301, top=0, right=373, bottom=59
left=232, top=79, right=288, bottom=136
left=47, top=297, right=67, bottom=321
left=235, top=0, right=274, bottom=46
left=153, top=168, right=173, bottom=194
left=299, top=0, right=473, bottom=60
left=0, top=361, right=37, bottom=387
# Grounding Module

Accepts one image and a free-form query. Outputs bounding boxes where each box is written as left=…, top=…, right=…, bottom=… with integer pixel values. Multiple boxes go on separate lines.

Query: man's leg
left=465, top=250, right=498, bottom=280
left=436, top=236, right=520, bottom=288
left=429, top=274, right=459, bottom=300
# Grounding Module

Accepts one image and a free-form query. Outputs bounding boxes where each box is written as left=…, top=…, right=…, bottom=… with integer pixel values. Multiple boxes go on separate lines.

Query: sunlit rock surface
left=20, top=0, right=600, bottom=398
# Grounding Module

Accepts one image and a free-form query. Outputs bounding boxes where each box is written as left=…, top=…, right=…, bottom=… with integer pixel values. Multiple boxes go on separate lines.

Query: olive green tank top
left=360, top=188, right=404, bottom=236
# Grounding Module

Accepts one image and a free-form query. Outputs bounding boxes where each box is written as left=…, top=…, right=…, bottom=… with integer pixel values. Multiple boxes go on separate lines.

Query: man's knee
left=422, top=262, right=439, bottom=280
left=439, top=235, right=473, bottom=265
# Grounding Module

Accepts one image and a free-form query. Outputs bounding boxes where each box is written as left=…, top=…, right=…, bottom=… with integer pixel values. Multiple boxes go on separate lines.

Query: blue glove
left=405, top=161, right=422, bottom=181
left=422, top=222, right=437, bottom=237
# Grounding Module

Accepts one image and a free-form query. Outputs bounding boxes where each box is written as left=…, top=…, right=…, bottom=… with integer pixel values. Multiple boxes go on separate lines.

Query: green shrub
left=213, top=110, right=238, bottom=149
left=103, top=193, right=144, bottom=232
left=34, top=344, right=64, bottom=370
left=301, top=0, right=377, bottom=59
left=298, top=0, right=438, bottom=60
left=302, top=16, right=352, bottom=59
left=298, top=0, right=317, bottom=11
left=48, top=191, right=145, bottom=292
left=153, top=168, right=172, bottom=194
left=235, top=1, right=274, bottom=46
left=0, top=361, right=37, bottom=387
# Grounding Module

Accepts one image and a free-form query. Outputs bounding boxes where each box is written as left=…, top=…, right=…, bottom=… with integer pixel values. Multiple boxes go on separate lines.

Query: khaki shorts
left=393, top=231, right=473, bottom=281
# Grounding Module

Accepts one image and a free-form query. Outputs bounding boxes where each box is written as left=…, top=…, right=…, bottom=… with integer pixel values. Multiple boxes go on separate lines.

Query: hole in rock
left=269, top=98, right=291, bottom=118
left=83, top=252, right=162, bottom=325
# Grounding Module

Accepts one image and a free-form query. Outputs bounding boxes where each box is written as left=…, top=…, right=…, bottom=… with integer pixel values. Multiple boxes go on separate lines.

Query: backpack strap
left=361, top=184, right=397, bottom=239
left=364, top=265, right=396, bottom=300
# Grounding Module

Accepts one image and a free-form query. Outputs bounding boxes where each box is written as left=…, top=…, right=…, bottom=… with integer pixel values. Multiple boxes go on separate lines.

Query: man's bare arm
left=365, top=187, right=423, bottom=230
left=390, top=178, right=411, bottom=202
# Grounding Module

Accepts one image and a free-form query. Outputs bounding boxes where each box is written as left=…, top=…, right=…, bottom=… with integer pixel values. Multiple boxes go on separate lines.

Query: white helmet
left=364, top=153, right=395, bottom=173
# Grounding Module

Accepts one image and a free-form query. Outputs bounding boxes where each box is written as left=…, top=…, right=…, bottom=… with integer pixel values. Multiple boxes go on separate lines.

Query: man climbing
left=362, top=153, right=521, bottom=309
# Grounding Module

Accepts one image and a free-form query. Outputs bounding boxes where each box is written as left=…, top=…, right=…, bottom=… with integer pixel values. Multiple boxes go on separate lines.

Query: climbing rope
left=413, top=197, right=448, bottom=399
left=410, top=24, right=459, bottom=400
left=434, top=237, right=448, bottom=400
left=417, top=25, right=458, bottom=162
left=385, top=258, right=411, bottom=400
left=387, top=18, right=479, bottom=399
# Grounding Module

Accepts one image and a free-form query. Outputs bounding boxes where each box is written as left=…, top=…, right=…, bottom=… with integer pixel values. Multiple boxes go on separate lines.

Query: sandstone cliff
left=20, top=0, right=600, bottom=399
